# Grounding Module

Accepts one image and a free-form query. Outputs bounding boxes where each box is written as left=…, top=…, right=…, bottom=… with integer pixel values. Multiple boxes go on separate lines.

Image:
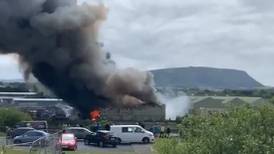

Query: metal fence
left=0, top=137, right=9, bottom=154
left=29, top=133, right=62, bottom=154
left=0, top=136, right=31, bottom=154
left=0, top=137, right=4, bottom=154
left=0, top=133, right=62, bottom=154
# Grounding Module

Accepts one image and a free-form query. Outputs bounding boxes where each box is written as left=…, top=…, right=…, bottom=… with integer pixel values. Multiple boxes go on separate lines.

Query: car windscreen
left=14, top=129, right=31, bottom=134
left=25, top=131, right=44, bottom=137
left=62, top=134, right=74, bottom=141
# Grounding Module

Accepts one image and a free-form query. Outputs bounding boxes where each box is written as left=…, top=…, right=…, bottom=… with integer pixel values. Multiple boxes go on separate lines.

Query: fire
left=90, top=109, right=101, bottom=122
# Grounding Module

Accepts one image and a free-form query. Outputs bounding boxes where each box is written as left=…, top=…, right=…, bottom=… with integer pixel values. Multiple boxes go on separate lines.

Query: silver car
left=13, top=130, right=49, bottom=144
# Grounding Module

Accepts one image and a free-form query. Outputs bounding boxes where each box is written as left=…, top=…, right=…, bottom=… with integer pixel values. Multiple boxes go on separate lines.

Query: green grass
left=65, top=151, right=136, bottom=154
left=1, top=148, right=28, bottom=154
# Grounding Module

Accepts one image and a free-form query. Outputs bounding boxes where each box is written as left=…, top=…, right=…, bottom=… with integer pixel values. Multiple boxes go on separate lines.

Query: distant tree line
left=181, top=88, right=274, bottom=99
left=0, top=108, right=32, bottom=132
left=0, top=82, right=29, bottom=92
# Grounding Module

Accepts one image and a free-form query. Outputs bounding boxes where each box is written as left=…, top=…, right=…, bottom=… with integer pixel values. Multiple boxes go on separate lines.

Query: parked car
left=60, top=133, right=77, bottom=151
left=84, top=130, right=118, bottom=147
left=149, top=126, right=161, bottom=137
left=110, top=125, right=154, bottom=144
left=13, top=130, right=49, bottom=144
left=16, top=121, right=48, bottom=132
left=64, top=127, right=93, bottom=139
left=8, top=127, right=35, bottom=139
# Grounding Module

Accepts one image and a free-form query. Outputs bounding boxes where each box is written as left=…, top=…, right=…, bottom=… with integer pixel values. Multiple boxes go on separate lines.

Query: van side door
left=121, top=127, right=135, bottom=143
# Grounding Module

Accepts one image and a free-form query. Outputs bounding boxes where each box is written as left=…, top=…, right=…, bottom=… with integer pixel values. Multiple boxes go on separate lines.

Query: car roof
left=26, top=130, right=48, bottom=134
left=23, top=121, right=47, bottom=123
left=111, top=125, right=141, bottom=127
left=66, top=127, right=92, bottom=132
left=15, top=127, right=34, bottom=130
left=66, top=127, right=88, bottom=129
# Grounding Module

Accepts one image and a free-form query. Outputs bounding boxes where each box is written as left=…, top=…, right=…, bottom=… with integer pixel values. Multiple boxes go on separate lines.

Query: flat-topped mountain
left=151, top=67, right=264, bottom=90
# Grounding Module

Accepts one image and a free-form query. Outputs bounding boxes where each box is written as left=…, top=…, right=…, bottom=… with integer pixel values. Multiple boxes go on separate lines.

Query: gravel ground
left=66, top=141, right=153, bottom=154
left=1, top=137, right=154, bottom=154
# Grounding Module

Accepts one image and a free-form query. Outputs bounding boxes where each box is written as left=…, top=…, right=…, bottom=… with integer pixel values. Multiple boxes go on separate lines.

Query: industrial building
left=0, top=92, right=72, bottom=120
left=190, top=96, right=266, bottom=115
left=101, top=104, right=166, bottom=122
left=0, top=91, right=166, bottom=122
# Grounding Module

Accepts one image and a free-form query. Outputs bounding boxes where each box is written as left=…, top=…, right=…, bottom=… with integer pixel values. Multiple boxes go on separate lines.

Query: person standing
left=160, top=125, right=165, bottom=138
left=166, top=127, right=171, bottom=138
left=105, top=124, right=110, bottom=131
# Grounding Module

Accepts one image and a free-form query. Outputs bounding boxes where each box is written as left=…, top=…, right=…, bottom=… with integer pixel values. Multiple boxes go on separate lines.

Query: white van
left=110, top=125, right=154, bottom=144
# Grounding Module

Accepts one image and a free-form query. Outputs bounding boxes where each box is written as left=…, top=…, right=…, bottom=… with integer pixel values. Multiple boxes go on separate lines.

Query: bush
left=154, top=106, right=274, bottom=154
left=0, top=108, right=32, bottom=130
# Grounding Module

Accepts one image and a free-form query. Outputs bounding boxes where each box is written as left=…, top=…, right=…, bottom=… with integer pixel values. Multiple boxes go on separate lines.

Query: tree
left=0, top=108, right=32, bottom=130
left=154, top=105, right=274, bottom=154
left=269, top=96, right=274, bottom=105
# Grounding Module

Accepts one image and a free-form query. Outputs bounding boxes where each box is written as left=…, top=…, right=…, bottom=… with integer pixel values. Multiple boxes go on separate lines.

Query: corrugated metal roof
left=13, top=98, right=63, bottom=101
left=190, top=96, right=264, bottom=105
left=0, top=92, right=37, bottom=95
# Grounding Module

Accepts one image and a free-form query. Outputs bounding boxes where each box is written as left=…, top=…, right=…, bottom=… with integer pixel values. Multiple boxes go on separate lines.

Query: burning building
left=0, top=0, right=161, bottom=118
left=90, top=109, right=101, bottom=122
left=101, top=104, right=166, bottom=122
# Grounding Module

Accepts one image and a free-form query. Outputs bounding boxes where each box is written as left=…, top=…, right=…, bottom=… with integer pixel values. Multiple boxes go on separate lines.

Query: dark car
left=13, top=130, right=49, bottom=144
left=84, top=130, right=118, bottom=147
left=8, top=127, right=35, bottom=139
left=64, top=127, right=93, bottom=139
left=16, top=121, right=48, bottom=132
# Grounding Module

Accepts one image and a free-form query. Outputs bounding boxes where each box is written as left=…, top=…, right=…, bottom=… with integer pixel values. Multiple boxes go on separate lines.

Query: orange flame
left=90, top=109, right=101, bottom=122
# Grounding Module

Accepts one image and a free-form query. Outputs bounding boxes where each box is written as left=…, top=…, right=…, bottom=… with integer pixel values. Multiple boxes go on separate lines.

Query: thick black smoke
left=0, top=0, right=159, bottom=117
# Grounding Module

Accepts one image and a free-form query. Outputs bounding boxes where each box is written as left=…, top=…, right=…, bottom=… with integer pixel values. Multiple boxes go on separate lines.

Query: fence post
left=1, top=145, right=5, bottom=154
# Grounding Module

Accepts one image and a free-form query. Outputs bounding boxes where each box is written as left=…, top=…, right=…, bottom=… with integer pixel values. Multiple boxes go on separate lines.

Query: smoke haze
left=158, top=94, right=191, bottom=120
left=0, top=0, right=159, bottom=117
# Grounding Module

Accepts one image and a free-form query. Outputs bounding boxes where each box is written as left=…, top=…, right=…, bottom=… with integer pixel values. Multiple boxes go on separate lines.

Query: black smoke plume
left=0, top=0, right=159, bottom=118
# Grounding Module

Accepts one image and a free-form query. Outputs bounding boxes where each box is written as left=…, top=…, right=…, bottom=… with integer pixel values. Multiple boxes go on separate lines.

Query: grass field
left=65, top=151, right=136, bottom=154
left=1, top=149, right=28, bottom=154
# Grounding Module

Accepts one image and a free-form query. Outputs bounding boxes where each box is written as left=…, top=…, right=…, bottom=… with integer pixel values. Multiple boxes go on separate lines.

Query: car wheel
left=112, top=144, right=117, bottom=148
left=84, top=139, right=89, bottom=145
left=117, top=138, right=122, bottom=144
left=142, top=137, right=150, bottom=144
left=99, top=141, right=104, bottom=147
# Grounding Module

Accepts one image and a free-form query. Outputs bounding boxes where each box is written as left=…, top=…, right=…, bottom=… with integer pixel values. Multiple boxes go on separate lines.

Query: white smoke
left=158, top=93, right=191, bottom=120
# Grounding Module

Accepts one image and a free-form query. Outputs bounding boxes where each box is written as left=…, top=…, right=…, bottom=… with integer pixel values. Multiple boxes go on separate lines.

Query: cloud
left=241, top=0, right=274, bottom=12
left=96, top=0, right=274, bottom=86
left=0, top=55, right=22, bottom=80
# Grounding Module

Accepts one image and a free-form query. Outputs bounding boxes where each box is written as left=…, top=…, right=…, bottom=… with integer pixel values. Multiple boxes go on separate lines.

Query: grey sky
left=1, top=0, right=274, bottom=86
left=0, top=55, right=22, bottom=80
